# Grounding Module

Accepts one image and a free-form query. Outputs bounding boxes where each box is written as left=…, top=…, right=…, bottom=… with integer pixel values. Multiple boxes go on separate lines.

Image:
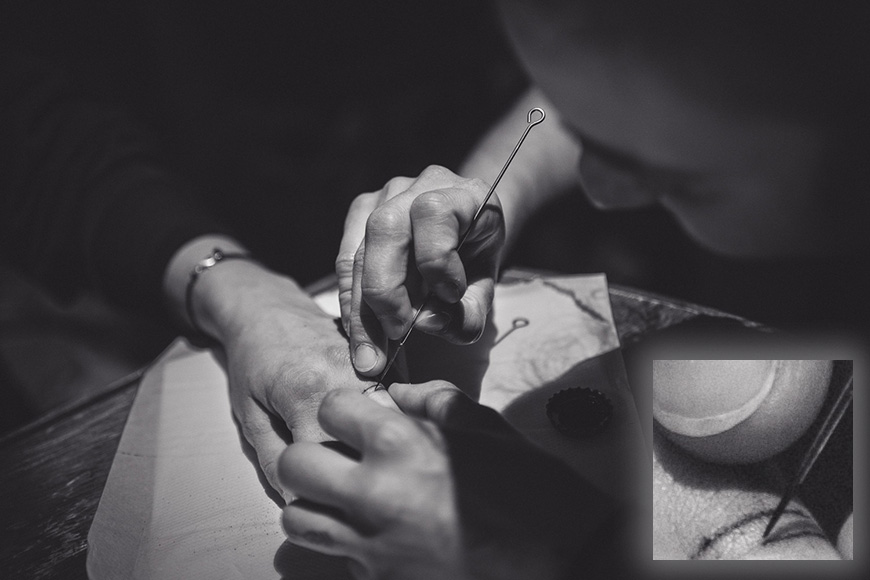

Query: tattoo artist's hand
left=192, top=259, right=396, bottom=500
left=335, top=165, right=505, bottom=377
left=277, top=381, right=619, bottom=580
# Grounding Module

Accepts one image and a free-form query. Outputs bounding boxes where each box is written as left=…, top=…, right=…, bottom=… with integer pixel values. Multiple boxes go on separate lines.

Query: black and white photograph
left=1, top=1, right=866, bottom=578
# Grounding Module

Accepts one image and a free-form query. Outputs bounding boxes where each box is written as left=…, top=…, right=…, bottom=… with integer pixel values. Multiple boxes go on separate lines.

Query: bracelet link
left=194, top=254, right=219, bottom=274
left=184, top=248, right=252, bottom=345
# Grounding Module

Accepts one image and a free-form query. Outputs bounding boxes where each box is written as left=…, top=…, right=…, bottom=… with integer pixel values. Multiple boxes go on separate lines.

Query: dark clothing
left=0, top=1, right=525, bottom=324
left=0, top=53, right=226, bottom=322
left=1, top=1, right=865, bottom=335
left=439, top=391, right=634, bottom=579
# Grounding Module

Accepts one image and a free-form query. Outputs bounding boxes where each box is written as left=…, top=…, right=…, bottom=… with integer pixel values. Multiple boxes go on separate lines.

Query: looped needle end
left=527, top=107, right=546, bottom=126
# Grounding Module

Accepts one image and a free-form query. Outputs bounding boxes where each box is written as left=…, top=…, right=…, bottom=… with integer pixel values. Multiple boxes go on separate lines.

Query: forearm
left=459, top=87, right=581, bottom=255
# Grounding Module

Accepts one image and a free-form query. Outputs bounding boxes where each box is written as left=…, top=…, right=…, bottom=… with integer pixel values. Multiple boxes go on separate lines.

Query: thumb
left=389, top=381, right=512, bottom=433
left=388, top=381, right=469, bottom=423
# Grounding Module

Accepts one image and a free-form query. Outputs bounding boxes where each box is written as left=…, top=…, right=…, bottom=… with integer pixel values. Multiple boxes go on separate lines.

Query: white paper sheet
left=87, top=274, right=644, bottom=579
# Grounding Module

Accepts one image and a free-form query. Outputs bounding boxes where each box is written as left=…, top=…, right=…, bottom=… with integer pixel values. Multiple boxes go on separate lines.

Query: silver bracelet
left=184, top=248, right=252, bottom=340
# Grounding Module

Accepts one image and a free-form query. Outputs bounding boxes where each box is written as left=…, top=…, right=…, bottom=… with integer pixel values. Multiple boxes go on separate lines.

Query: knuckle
left=338, top=287, right=352, bottom=309
left=259, top=455, right=279, bottom=482
left=323, top=343, right=350, bottom=374
left=353, top=245, right=366, bottom=272
left=238, top=419, right=260, bottom=447
left=338, top=302, right=352, bottom=333
left=383, top=176, right=413, bottom=197
left=243, top=417, right=271, bottom=440
left=358, top=278, right=386, bottom=297
left=359, top=280, right=402, bottom=307
left=366, top=204, right=407, bottom=236
left=412, top=189, right=452, bottom=217
left=335, top=252, right=356, bottom=276
left=368, top=417, right=414, bottom=454
left=317, top=388, right=344, bottom=417
left=349, top=191, right=381, bottom=214
left=359, top=472, right=403, bottom=512
left=322, top=387, right=344, bottom=403
left=324, top=344, right=351, bottom=368
left=360, top=268, right=403, bottom=306
left=460, top=178, right=498, bottom=215
left=281, top=356, right=327, bottom=386
left=272, top=362, right=330, bottom=412
left=419, top=164, right=454, bottom=182
left=466, top=177, right=488, bottom=190
left=415, top=252, right=452, bottom=275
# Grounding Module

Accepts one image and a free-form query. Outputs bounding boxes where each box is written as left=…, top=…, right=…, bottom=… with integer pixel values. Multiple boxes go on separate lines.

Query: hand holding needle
left=363, top=107, right=546, bottom=392
left=763, top=372, right=853, bottom=537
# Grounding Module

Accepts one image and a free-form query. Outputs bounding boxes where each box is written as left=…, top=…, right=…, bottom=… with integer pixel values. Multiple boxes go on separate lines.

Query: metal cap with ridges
left=546, top=387, right=613, bottom=438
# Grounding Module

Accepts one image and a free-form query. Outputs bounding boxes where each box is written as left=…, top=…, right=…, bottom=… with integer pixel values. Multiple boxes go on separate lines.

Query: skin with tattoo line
left=653, top=430, right=842, bottom=560
left=650, top=358, right=850, bottom=560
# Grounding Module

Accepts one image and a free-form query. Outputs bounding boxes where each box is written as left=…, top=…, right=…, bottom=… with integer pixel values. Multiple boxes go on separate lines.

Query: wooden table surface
left=0, top=280, right=747, bottom=579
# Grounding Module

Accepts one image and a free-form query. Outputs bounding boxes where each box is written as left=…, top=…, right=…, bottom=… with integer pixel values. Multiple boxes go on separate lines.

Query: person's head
left=499, top=0, right=869, bottom=257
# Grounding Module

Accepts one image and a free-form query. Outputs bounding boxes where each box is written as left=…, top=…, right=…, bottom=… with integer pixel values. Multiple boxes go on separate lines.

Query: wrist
left=192, top=258, right=319, bottom=344
left=163, top=235, right=247, bottom=333
left=185, top=251, right=257, bottom=341
left=162, top=235, right=316, bottom=343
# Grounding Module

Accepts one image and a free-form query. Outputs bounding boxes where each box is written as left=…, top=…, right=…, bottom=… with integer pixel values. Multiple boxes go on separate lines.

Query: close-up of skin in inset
left=650, top=358, right=853, bottom=561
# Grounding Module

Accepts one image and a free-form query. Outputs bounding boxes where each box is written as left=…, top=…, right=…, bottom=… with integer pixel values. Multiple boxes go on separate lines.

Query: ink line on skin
left=691, top=507, right=827, bottom=560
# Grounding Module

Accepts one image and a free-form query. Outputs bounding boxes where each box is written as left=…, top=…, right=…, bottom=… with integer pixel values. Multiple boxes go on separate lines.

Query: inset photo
left=652, top=359, right=853, bottom=561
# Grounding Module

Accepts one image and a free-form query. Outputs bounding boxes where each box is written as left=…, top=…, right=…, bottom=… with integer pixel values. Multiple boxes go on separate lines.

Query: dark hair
left=520, top=0, right=869, bottom=127
left=510, top=0, right=870, bottom=240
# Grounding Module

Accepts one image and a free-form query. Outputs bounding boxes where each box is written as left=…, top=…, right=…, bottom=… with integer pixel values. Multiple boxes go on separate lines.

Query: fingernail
left=420, top=311, right=451, bottom=331
left=353, top=343, right=378, bottom=373
left=652, top=360, right=776, bottom=437
left=438, top=281, right=462, bottom=303
left=385, top=315, right=406, bottom=339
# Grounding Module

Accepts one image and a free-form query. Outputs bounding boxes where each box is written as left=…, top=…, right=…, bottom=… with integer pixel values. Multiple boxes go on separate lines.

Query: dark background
left=1, top=0, right=867, bottom=432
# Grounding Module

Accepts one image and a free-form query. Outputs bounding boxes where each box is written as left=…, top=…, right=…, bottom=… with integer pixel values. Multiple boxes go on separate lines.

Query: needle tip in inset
left=763, top=499, right=789, bottom=539
left=762, top=518, right=776, bottom=539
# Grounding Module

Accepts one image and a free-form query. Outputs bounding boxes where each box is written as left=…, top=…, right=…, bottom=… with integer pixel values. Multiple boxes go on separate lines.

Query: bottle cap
left=546, top=387, right=613, bottom=438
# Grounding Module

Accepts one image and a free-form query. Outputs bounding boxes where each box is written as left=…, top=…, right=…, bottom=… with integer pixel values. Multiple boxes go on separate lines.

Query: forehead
left=499, top=0, right=824, bottom=175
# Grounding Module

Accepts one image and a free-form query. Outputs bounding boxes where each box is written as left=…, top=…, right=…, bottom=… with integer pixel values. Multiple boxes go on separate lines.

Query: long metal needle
left=763, top=372, right=853, bottom=537
left=368, top=107, right=546, bottom=391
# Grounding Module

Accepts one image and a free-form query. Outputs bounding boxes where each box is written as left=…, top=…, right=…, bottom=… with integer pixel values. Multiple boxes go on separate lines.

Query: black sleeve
left=438, top=399, right=631, bottom=579
left=0, top=52, right=229, bottom=322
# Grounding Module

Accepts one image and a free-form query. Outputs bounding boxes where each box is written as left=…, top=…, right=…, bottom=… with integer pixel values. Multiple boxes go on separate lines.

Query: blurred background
left=0, top=0, right=863, bottom=434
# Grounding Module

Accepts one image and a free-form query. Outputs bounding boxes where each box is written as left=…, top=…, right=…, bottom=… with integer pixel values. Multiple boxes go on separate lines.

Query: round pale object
left=653, top=360, right=832, bottom=464
left=654, top=360, right=777, bottom=436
